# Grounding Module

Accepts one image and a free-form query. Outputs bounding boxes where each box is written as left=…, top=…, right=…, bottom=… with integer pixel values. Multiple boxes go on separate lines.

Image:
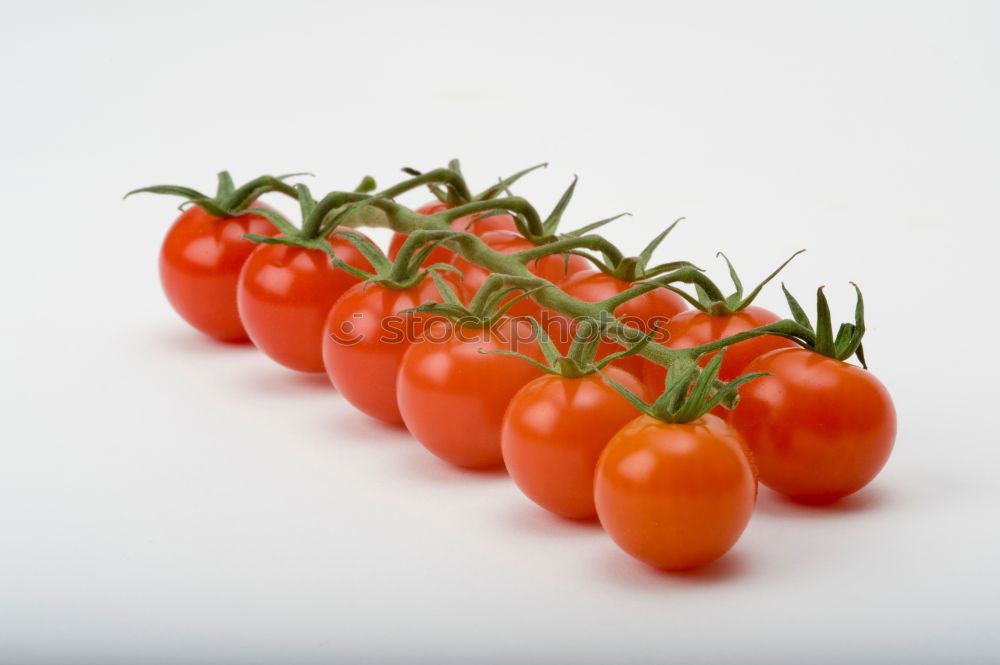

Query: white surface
left=2, top=1, right=999, bottom=663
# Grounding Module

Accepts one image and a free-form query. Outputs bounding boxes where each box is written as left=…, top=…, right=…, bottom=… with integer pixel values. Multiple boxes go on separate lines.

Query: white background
left=2, top=1, right=999, bottom=663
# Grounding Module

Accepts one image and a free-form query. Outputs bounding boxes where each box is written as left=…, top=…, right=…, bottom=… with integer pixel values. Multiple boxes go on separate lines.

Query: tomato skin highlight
left=322, top=275, right=459, bottom=425
left=730, top=348, right=896, bottom=504
left=236, top=231, right=374, bottom=372
left=595, top=414, right=757, bottom=570
left=397, top=318, right=545, bottom=469
left=502, top=368, right=649, bottom=520
left=552, top=271, right=688, bottom=375
left=158, top=202, right=278, bottom=342
left=387, top=201, right=518, bottom=265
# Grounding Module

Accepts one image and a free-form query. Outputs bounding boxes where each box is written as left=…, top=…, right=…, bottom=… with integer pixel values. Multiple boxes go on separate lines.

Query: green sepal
left=667, top=249, right=805, bottom=315
left=474, top=162, right=548, bottom=201
left=354, top=175, right=377, bottom=194
left=780, top=282, right=868, bottom=366
left=541, top=176, right=578, bottom=237
left=125, top=171, right=305, bottom=217
left=600, top=349, right=767, bottom=424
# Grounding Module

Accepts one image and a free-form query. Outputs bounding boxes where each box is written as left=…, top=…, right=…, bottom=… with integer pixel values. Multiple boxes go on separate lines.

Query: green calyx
left=408, top=271, right=548, bottom=329
left=603, top=350, right=765, bottom=424
left=239, top=183, right=448, bottom=289
left=429, top=179, right=632, bottom=274
left=242, top=182, right=372, bottom=247
left=401, top=159, right=548, bottom=208
left=124, top=170, right=309, bottom=217
left=782, top=282, right=868, bottom=367
left=480, top=316, right=657, bottom=378
left=585, top=217, right=696, bottom=282
left=337, top=228, right=466, bottom=290
left=665, top=249, right=805, bottom=316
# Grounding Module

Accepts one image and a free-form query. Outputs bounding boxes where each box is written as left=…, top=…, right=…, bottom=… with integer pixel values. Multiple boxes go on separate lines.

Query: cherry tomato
left=158, top=202, right=278, bottom=342
left=322, top=273, right=461, bottom=425
left=387, top=201, right=518, bottom=265
left=502, top=367, right=649, bottom=520
left=236, top=231, right=374, bottom=372
left=595, top=413, right=757, bottom=569
left=452, top=230, right=592, bottom=317
left=730, top=348, right=896, bottom=503
left=397, top=318, right=545, bottom=468
left=549, top=271, right=688, bottom=376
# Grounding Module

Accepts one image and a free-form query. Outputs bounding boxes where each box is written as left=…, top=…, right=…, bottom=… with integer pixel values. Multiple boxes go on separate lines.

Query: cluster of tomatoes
left=130, top=168, right=896, bottom=571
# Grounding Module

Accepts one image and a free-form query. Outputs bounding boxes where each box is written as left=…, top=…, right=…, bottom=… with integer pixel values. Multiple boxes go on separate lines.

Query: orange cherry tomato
left=397, top=318, right=545, bottom=468
left=158, top=202, right=278, bottom=342
left=731, top=348, right=896, bottom=503
left=548, top=270, right=688, bottom=376
left=387, top=201, right=518, bottom=265
left=322, top=273, right=461, bottom=425
left=236, top=231, right=374, bottom=372
left=502, top=367, right=649, bottom=519
left=595, top=413, right=757, bottom=570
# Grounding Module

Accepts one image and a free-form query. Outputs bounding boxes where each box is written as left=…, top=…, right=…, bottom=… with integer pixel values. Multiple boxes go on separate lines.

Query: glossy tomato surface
left=731, top=348, right=896, bottom=503
left=553, top=271, right=688, bottom=375
left=387, top=201, right=518, bottom=265
left=397, top=318, right=545, bottom=468
left=502, top=367, right=649, bottom=519
left=236, top=231, right=374, bottom=372
left=595, top=413, right=757, bottom=570
left=643, top=306, right=796, bottom=400
left=322, top=273, right=460, bottom=425
left=159, top=202, right=278, bottom=341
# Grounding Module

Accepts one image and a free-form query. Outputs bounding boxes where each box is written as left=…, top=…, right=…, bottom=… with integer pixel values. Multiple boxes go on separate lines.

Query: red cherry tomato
left=642, top=306, right=797, bottom=409
left=158, top=202, right=278, bottom=342
left=730, top=348, right=896, bottom=504
left=236, top=231, right=374, bottom=372
left=322, top=273, right=461, bottom=425
left=452, top=230, right=592, bottom=317
left=549, top=271, right=688, bottom=376
left=397, top=318, right=545, bottom=468
left=387, top=201, right=518, bottom=265
left=502, top=367, right=649, bottom=520
left=595, top=414, right=757, bottom=569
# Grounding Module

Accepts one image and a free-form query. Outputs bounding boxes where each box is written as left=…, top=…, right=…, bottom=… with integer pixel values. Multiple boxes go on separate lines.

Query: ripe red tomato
left=158, top=202, right=278, bottom=342
left=595, top=413, right=757, bottom=569
left=322, top=273, right=461, bottom=425
left=397, top=318, right=545, bottom=468
left=550, top=270, right=688, bottom=376
left=642, top=306, right=796, bottom=401
left=730, top=348, right=896, bottom=503
left=502, top=367, right=650, bottom=520
left=387, top=201, right=518, bottom=265
left=236, top=231, right=374, bottom=372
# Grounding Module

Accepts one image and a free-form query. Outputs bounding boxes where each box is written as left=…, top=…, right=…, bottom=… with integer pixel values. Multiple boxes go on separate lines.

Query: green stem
left=377, top=167, right=473, bottom=201
left=434, top=197, right=546, bottom=237
left=676, top=320, right=816, bottom=359
left=515, top=235, right=625, bottom=267
left=598, top=268, right=727, bottom=311
left=221, top=175, right=298, bottom=211
left=356, top=196, right=810, bottom=376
